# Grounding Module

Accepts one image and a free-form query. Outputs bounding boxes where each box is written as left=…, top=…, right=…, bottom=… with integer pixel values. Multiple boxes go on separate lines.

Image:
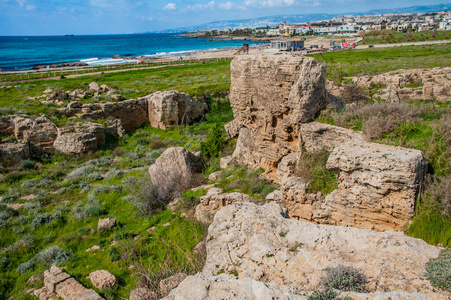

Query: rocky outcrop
left=159, top=273, right=187, bottom=296
left=203, top=201, right=441, bottom=293
left=164, top=273, right=449, bottom=300
left=89, top=270, right=117, bottom=290
left=12, top=116, right=58, bottom=155
left=299, top=122, right=364, bottom=153
left=54, top=122, right=106, bottom=155
left=228, top=54, right=329, bottom=180
left=129, top=288, right=157, bottom=300
left=195, top=188, right=256, bottom=223
left=148, top=147, right=204, bottom=186
left=37, top=265, right=102, bottom=300
left=147, top=91, right=207, bottom=129
left=101, top=98, right=148, bottom=131
left=328, top=67, right=451, bottom=102
left=323, top=140, right=428, bottom=231
left=280, top=140, right=427, bottom=231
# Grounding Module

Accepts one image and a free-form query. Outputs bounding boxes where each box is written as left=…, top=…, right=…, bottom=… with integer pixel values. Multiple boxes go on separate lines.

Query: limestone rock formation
left=228, top=54, right=328, bottom=180
left=328, top=67, right=451, bottom=103
left=40, top=265, right=102, bottom=300
left=162, top=274, right=304, bottom=300
left=324, top=140, right=428, bottom=231
left=6, top=116, right=59, bottom=155
left=97, top=218, right=117, bottom=231
left=101, top=98, right=148, bottom=131
left=159, top=273, right=187, bottom=296
left=195, top=188, right=256, bottom=223
left=163, top=273, right=449, bottom=300
left=147, top=91, right=207, bottom=129
left=89, top=270, right=117, bottom=290
left=148, top=147, right=204, bottom=186
left=203, top=202, right=441, bottom=294
left=299, top=122, right=364, bottom=153
left=54, top=122, right=106, bottom=155
left=129, top=287, right=157, bottom=300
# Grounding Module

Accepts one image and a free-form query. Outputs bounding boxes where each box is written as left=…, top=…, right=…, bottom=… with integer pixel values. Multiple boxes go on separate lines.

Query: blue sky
left=0, top=0, right=447, bottom=35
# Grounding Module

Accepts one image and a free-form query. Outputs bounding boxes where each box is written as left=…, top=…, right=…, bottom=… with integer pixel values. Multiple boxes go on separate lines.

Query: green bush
left=426, top=248, right=451, bottom=291
left=296, top=150, right=338, bottom=195
left=308, top=288, right=338, bottom=300
left=200, top=123, right=226, bottom=158
left=322, top=265, right=367, bottom=292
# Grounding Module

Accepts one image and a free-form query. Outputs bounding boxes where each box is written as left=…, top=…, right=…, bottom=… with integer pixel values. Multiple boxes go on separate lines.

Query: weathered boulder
left=323, top=140, right=428, bottom=231
left=42, top=266, right=102, bottom=300
left=159, top=273, right=187, bottom=296
left=102, top=98, right=148, bottom=131
left=148, top=147, right=204, bottom=186
left=54, top=122, right=106, bottom=155
left=0, top=116, right=14, bottom=136
left=147, top=91, right=207, bottom=129
left=195, top=188, right=255, bottom=223
left=203, top=201, right=441, bottom=294
left=129, top=287, right=157, bottom=300
left=219, top=156, right=233, bottom=169
left=97, top=218, right=117, bottom=231
left=299, top=122, right=364, bottom=153
left=88, top=82, right=100, bottom=92
left=229, top=54, right=328, bottom=180
left=11, top=116, right=58, bottom=155
left=89, top=270, right=117, bottom=290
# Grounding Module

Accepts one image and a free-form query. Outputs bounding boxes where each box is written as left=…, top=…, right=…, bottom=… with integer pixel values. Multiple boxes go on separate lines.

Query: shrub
left=426, top=248, right=451, bottom=291
left=322, top=265, right=367, bottom=292
left=200, top=123, right=226, bottom=158
left=108, top=246, right=121, bottom=262
left=150, top=138, right=165, bottom=149
left=296, top=150, right=338, bottom=195
left=308, top=288, right=339, bottom=300
left=21, top=159, right=37, bottom=170
left=363, top=116, right=396, bottom=140
left=341, top=84, right=367, bottom=104
left=85, top=206, right=106, bottom=216
left=36, top=245, right=71, bottom=266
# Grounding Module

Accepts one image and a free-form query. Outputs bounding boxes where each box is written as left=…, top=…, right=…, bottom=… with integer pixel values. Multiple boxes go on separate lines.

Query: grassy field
left=361, top=29, right=451, bottom=45
left=0, top=60, right=232, bottom=118
left=309, top=43, right=451, bottom=84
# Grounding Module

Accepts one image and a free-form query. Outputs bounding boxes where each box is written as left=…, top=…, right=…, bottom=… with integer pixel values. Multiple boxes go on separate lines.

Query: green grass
left=0, top=60, right=231, bottom=120
left=407, top=212, right=451, bottom=247
left=308, top=43, right=451, bottom=84
left=361, top=30, right=451, bottom=45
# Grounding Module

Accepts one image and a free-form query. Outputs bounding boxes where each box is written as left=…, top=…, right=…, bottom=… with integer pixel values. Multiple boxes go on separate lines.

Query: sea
left=0, top=33, right=264, bottom=71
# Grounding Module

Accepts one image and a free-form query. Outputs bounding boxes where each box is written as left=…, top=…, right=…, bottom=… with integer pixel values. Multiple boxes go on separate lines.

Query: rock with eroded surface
left=147, top=91, right=207, bottom=129
left=89, top=270, right=117, bottom=290
left=202, top=201, right=441, bottom=294
left=228, top=54, right=328, bottom=180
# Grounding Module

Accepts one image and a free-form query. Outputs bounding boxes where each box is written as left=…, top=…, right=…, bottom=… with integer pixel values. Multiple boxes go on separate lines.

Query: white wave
left=80, top=58, right=99, bottom=62
left=84, top=58, right=139, bottom=66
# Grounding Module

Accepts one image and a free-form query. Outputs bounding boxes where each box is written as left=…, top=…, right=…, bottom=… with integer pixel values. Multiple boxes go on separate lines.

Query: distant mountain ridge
left=158, top=2, right=451, bottom=33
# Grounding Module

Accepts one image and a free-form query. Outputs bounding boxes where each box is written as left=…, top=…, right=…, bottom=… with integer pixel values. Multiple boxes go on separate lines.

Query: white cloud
left=242, top=0, right=296, bottom=8
left=15, top=0, right=25, bottom=7
left=25, top=4, right=35, bottom=9
left=163, top=2, right=176, bottom=10
left=218, top=1, right=234, bottom=9
left=186, top=1, right=216, bottom=11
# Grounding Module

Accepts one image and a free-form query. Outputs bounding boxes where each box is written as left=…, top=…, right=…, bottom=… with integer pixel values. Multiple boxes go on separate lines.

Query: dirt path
left=355, top=39, right=451, bottom=49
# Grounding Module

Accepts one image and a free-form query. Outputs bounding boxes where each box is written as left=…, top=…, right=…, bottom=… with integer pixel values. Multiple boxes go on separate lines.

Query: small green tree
left=200, top=123, right=226, bottom=159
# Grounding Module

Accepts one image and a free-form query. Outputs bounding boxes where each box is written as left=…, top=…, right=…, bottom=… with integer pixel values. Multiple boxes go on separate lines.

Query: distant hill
left=158, top=2, right=451, bottom=33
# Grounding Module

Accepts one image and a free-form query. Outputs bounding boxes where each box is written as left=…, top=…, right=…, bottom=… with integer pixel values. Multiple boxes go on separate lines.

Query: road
left=355, top=39, right=451, bottom=49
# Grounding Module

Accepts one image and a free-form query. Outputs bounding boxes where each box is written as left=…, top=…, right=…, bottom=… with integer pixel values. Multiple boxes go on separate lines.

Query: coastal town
left=193, top=10, right=451, bottom=37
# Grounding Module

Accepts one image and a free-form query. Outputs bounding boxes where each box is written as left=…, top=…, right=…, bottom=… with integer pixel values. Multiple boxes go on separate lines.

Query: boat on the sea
left=64, top=34, right=74, bottom=37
